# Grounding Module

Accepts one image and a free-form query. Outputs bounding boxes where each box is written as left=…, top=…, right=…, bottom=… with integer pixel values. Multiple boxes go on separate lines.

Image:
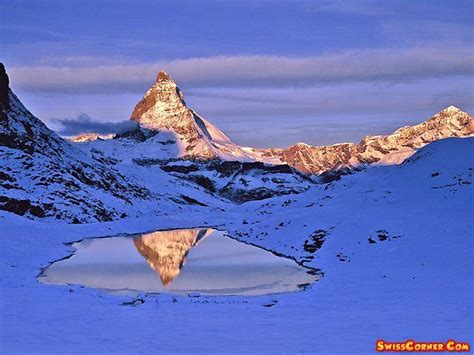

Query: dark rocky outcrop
left=0, top=63, right=10, bottom=110
left=0, top=63, right=151, bottom=222
left=160, top=159, right=313, bottom=203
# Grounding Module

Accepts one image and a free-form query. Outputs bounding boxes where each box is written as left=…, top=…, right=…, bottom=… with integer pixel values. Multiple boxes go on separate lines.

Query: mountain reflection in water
left=133, top=229, right=212, bottom=286
left=39, top=228, right=318, bottom=296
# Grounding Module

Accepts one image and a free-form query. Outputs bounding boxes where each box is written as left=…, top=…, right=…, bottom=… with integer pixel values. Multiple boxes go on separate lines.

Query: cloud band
left=8, top=47, right=474, bottom=94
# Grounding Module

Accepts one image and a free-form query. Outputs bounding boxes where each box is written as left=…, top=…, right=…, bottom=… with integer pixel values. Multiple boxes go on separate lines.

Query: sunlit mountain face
left=133, top=228, right=212, bottom=286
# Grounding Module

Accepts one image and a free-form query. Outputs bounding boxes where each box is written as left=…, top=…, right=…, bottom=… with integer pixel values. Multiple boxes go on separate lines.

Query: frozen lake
left=39, top=228, right=318, bottom=296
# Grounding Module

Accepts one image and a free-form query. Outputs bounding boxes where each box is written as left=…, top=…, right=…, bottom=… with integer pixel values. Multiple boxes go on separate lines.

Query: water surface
left=39, top=229, right=317, bottom=296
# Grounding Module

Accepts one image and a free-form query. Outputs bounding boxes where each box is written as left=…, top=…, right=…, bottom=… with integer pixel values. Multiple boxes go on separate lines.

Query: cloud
left=307, top=0, right=391, bottom=16
left=8, top=47, right=474, bottom=94
left=52, top=113, right=137, bottom=136
left=185, top=77, right=474, bottom=119
left=30, top=75, right=472, bottom=146
left=381, top=20, right=473, bottom=45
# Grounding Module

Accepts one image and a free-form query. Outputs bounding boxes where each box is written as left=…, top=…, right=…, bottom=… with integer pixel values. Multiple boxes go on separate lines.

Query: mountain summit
left=130, top=71, right=187, bottom=131
left=156, top=70, right=172, bottom=82
left=130, top=70, right=187, bottom=129
left=129, top=70, right=254, bottom=160
left=253, top=105, right=474, bottom=175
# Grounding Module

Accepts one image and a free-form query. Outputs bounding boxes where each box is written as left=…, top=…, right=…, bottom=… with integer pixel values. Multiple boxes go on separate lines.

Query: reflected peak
left=133, top=228, right=212, bottom=286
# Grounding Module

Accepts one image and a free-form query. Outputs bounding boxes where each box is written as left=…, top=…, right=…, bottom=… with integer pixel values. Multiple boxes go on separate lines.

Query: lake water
left=39, top=229, right=318, bottom=296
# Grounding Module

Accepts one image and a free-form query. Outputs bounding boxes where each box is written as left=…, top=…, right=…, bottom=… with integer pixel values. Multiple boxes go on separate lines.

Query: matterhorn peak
left=129, top=70, right=251, bottom=160
left=130, top=69, right=187, bottom=126
left=156, top=70, right=173, bottom=83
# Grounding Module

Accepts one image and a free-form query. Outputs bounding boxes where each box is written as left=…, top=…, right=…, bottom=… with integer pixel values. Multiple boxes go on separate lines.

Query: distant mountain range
left=72, top=70, right=474, bottom=175
left=1, top=63, right=473, bottom=222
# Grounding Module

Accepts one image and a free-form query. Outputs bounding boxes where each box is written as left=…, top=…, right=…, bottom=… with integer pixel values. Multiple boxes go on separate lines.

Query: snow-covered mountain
left=129, top=70, right=255, bottom=161
left=231, top=136, right=474, bottom=266
left=76, top=70, right=473, bottom=178
left=0, top=64, right=239, bottom=222
left=246, top=105, right=473, bottom=175
left=69, top=70, right=313, bottom=204
left=1, top=63, right=473, bottom=223
left=0, top=65, right=311, bottom=221
left=71, top=69, right=473, bottom=195
left=0, top=64, right=156, bottom=221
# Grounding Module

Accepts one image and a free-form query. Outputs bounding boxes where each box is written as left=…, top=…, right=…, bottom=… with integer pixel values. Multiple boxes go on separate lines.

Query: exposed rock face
left=0, top=63, right=10, bottom=110
left=0, top=63, right=150, bottom=222
left=254, top=106, right=474, bottom=175
left=131, top=70, right=189, bottom=132
left=133, top=229, right=212, bottom=286
left=129, top=70, right=255, bottom=160
left=279, top=143, right=359, bottom=175
left=161, top=160, right=313, bottom=203
left=362, top=106, right=473, bottom=154
left=0, top=71, right=65, bottom=157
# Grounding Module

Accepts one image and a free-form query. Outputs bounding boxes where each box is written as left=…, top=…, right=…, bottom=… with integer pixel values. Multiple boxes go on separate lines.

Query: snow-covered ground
left=1, top=137, right=472, bottom=353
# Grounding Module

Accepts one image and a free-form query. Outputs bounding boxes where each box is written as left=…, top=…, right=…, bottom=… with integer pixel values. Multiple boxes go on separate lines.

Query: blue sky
left=1, top=0, right=473, bottom=147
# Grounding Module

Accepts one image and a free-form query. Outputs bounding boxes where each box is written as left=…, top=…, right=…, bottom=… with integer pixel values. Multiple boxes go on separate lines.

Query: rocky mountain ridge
left=246, top=105, right=473, bottom=175
left=0, top=64, right=154, bottom=221
left=75, top=70, right=473, bottom=176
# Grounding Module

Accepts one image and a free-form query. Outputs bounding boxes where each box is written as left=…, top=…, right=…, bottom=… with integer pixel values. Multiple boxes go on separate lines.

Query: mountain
left=0, top=64, right=172, bottom=222
left=0, top=64, right=310, bottom=221
left=70, top=70, right=312, bottom=204
left=72, top=69, right=473, bottom=194
left=101, top=70, right=473, bottom=177
left=129, top=70, right=255, bottom=161
left=72, top=69, right=473, bottom=178
left=249, top=105, right=473, bottom=176
left=1, top=63, right=473, bottom=222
